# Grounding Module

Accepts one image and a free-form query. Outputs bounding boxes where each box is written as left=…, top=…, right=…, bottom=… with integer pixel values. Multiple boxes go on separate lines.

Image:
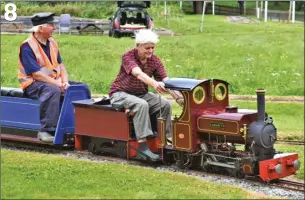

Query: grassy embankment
left=1, top=148, right=281, bottom=199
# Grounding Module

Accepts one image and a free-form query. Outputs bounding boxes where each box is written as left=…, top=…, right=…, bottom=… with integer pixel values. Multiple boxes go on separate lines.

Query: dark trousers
left=24, top=80, right=88, bottom=132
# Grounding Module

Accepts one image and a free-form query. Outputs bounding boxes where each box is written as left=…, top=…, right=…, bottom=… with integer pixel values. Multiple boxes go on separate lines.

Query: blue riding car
left=1, top=85, right=91, bottom=145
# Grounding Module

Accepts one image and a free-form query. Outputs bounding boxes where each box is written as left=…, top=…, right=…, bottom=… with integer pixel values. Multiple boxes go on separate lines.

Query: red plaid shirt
left=109, top=48, right=167, bottom=97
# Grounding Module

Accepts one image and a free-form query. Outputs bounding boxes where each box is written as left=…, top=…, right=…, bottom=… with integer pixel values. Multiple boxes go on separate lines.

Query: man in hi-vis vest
left=18, top=12, right=89, bottom=143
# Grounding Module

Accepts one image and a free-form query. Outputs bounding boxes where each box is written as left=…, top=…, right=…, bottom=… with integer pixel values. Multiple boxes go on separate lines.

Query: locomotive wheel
left=176, top=151, right=193, bottom=169
left=88, top=142, right=97, bottom=154
left=228, top=168, right=245, bottom=178
left=119, top=147, right=127, bottom=158
left=202, top=164, right=212, bottom=173
left=162, top=150, right=175, bottom=166
left=235, top=171, right=245, bottom=178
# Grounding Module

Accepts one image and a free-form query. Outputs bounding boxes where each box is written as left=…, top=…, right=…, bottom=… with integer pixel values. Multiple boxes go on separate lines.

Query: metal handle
left=159, top=94, right=162, bottom=119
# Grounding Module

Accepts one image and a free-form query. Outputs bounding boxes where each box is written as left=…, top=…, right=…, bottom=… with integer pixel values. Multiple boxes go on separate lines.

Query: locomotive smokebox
left=256, top=89, right=266, bottom=122
left=247, top=88, right=277, bottom=160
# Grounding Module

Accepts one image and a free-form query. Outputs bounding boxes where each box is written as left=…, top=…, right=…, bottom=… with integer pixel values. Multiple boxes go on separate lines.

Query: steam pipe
left=256, top=89, right=266, bottom=122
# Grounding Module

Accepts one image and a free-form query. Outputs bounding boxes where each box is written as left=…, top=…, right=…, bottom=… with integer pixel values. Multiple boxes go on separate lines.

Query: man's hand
left=176, top=98, right=184, bottom=107
left=153, top=81, right=167, bottom=94
left=53, top=79, right=65, bottom=93
left=62, top=82, right=70, bottom=90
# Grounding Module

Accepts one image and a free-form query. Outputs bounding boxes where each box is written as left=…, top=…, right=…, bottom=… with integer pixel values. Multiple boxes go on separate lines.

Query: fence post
left=261, top=1, right=263, bottom=19
left=264, top=1, right=268, bottom=22
left=292, top=1, right=295, bottom=23
left=256, top=1, right=259, bottom=18
left=289, top=1, right=292, bottom=22
left=244, top=1, right=246, bottom=15
left=212, top=1, right=215, bottom=15
left=164, top=1, right=167, bottom=24
left=200, top=1, right=207, bottom=32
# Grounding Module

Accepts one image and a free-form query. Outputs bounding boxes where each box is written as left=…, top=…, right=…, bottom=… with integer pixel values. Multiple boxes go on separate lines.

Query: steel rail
left=276, top=140, right=305, bottom=146
left=268, top=179, right=305, bottom=192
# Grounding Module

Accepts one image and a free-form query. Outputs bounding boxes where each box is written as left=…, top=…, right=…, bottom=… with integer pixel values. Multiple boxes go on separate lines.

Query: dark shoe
left=146, top=134, right=157, bottom=139
left=37, top=131, right=54, bottom=143
left=137, top=149, right=160, bottom=161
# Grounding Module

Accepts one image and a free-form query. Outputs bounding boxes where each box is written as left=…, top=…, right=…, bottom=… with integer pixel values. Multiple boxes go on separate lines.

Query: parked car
left=108, top=1, right=153, bottom=38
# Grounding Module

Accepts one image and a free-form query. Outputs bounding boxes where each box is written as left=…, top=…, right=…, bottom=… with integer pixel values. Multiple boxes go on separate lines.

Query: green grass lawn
left=1, top=15, right=304, bottom=96
left=1, top=148, right=273, bottom=199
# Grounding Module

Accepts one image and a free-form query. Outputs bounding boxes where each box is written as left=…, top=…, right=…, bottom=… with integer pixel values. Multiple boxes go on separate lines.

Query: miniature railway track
left=276, top=140, right=305, bottom=146
left=269, top=179, right=305, bottom=192
left=1, top=139, right=304, bottom=193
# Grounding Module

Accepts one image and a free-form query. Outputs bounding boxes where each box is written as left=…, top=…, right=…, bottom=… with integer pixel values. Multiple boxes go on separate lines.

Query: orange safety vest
left=18, top=34, right=62, bottom=90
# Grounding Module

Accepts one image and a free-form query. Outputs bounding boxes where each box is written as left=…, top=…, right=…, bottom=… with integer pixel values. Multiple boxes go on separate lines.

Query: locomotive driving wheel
left=88, top=142, right=97, bottom=154
left=175, top=151, right=193, bottom=169
left=233, top=170, right=245, bottom=178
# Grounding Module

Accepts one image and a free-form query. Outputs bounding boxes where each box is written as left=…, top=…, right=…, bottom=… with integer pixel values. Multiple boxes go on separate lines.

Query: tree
left=193, top=1, right=209, bottom=14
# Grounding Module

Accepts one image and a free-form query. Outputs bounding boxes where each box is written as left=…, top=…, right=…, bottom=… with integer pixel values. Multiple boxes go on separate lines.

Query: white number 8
left=4, top=3, right=17, bottom=21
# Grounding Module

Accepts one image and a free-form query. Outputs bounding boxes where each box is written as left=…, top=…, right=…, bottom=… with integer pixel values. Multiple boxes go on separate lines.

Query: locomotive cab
left=162, top=78, right=232, bottom=152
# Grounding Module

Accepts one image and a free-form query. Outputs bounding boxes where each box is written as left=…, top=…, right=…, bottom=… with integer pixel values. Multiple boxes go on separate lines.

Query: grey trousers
left=110, top=92, right=172, bottom=140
